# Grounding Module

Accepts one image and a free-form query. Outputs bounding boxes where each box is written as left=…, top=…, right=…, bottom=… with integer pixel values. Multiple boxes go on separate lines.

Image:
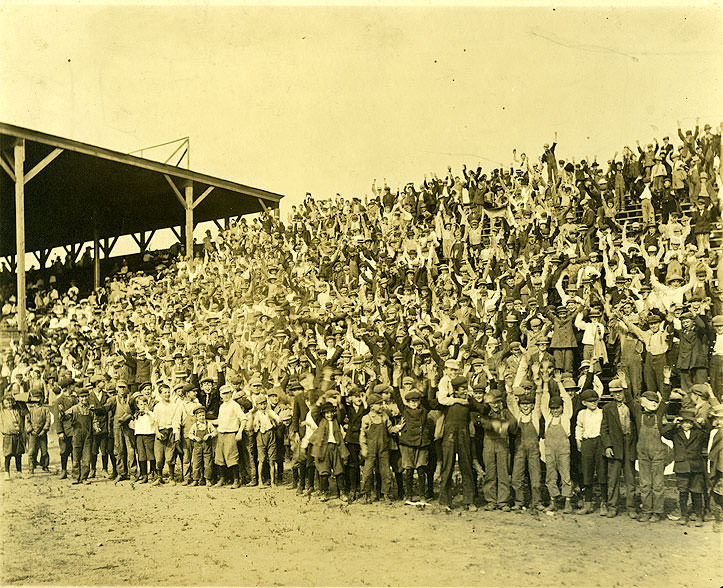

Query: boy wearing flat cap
left=508, top=381, right=544, bottom=511
left=360, top=393, right=394, bottom=503
left=67, top=386, right=93, bottom=485
left=188, top=404, right=216, bottom=485
left=479, top=388, right=517, bottom=510
left=664, top=408, right=708, bottom=526
left=540, top=380, right=573, bottom=513
left=436, top=375, right=485, bottom=511
left=309, top=400, right=349, bottom=501
left=601, top=378, right=637, bottom=518
left=575, top=388, right=607, bottom=514
left=631, top=386, right=671, bottom=522
left=390, top=383, right=434, bottom=504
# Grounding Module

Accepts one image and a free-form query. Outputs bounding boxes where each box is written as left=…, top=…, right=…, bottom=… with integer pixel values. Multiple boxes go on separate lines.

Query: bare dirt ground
left=1, top=455, right=721, bottom=587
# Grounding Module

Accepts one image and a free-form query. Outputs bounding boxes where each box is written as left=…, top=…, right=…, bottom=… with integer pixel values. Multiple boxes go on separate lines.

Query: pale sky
left=1, top=2, right=721, bottom=261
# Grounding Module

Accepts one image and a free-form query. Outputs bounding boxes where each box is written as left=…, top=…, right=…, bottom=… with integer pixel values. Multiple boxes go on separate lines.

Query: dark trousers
left=90, top=433, right=109, bottom=472
left=581, top=436, right=607, bottom=501
left=361, top=449, right=390, bottom=496
left=710, top=355, right=723, bottom=401
left=192, top=440, right=214, bottom=482
left=606, top=438, right=636, bottom=510
left=438, top=427, right=474, bottom=506
left=114, top=424, right=137, bottom=478
left=345, top=442, right=361, bottom=492
left=512, top=440, right=542, bottom=505
left=643, top=354, right=666, bottom=394
left=58, top=434, right=73, bottom=471
left=483, top=439, right=511, bottom=505
left=28, top=433, right=49, bottom=469
left=72, top=431, right=92, bottom=481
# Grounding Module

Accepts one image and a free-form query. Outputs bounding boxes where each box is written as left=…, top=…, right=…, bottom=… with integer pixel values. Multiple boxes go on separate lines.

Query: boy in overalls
left=68, top=387, right=93, bottom=485
left=630, top=388, right=670, bottom=522
left=508, top=386, right=543, bottom=511
left=540, top=383, right=573, bottom=513
left=189, top=404, right=216, bottom=485
left=360, top=393, right=393, bottom=503
left=480, top=390, right=517, bottom=511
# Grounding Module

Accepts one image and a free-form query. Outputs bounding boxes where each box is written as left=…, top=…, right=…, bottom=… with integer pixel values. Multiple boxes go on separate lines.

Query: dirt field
left=1, top=461, right=721, bottom=588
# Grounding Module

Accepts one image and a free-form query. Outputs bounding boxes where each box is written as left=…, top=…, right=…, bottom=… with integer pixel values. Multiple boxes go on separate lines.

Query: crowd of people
left=1, top=120, right=723, bottom=532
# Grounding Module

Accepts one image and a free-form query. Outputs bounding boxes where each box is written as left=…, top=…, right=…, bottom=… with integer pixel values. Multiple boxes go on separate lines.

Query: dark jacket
left=340, top=399, right=368, bottom=445
left=390, top=386, right=433, bottom=448
left=675, top=316, right=710, bottom=370
left=291, top=391, right=310, bottom=438
left=601, top=401, right=636, bottom=460
left=662, top=425, right=708, bottom=473
left=53, top=393, right=77, bottom=436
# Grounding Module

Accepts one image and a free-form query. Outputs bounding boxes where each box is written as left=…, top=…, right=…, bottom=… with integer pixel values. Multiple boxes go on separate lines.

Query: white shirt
left=575, top=408, right=604, bottom=443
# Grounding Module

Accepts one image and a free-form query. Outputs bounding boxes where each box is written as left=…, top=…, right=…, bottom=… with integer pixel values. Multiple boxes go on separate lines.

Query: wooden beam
left=145, top=229, right=156, bottom=250
left=0, top=153, right=14, bottom=181
left=192, top=186, right=214, bottom=209
left=164, top=174, right=186, bottom=208
left=213, top=219, right=224, bottom=232
left=257, top=197, right=269, bottom=212
left=130, top=232, right=143, bottom=249
left=169, top=226, right=182, bottom=243
left=107, top=236, right=119, bottom=256
left=24, top=148, right=63, bottom=184
left=0, top=122, right=284, bottom=203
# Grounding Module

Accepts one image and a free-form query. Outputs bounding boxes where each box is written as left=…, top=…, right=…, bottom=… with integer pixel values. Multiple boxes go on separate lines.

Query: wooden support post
left=213, top=219, right=224, bottom=232
left=184, top=183, right=193, bottom=259
left=224, top=216, right=230, bottom=229
left=14, top=139, right=26, bottom=339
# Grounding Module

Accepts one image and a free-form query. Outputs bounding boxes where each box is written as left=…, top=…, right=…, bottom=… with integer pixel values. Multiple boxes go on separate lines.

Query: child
left=151, top=383, right=177, bottom=485
left=268, top=388, right=288, bottom=484
left=360, top=393, right=394, bottom=503
left=341, top=385, right=368, bottom=501
left=309, top=400, right=349, bottom=502
left=575, top=388, right=607, bottom=514
left=215, top=384, right=245, bottom=488
left=708, top=404, right=723, bottom=532
left=480, top=390, right=517, bottom=511
left=390, top=386, right=433, bottom=504
left=132, top=395, right=156, bottom=484
left=188, top=404, right=216, bottom=485
left=252, top=394, right=280, bottom=488
left=0, top=396, right=25, bottom=480
left=25, top=391, right=51, bottom=474
left=67, top=386, right=93, bottom=485
left=664, top=408, right=708, bottom=526
left=540, top=381, right=573, bottom=513
left=601, top=378, right=636, bottom=518
left=508, top=385, right=543, bottom=511
left=630, top=389, right=670, bottom=522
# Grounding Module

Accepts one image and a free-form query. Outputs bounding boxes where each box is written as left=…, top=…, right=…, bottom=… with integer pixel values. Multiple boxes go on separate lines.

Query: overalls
left=512, top=420, right=542, bottom=505
left=545, top=418, right=572, bottom=498
left=72, top=407, right=93, bottom=482
left=637, top=412, right=667, bottom=515
left=361, top=420, right=391, bottom=496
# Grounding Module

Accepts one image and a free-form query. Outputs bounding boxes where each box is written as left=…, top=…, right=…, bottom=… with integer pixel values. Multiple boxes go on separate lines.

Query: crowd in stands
left=1, top=119, right=723, bottom=532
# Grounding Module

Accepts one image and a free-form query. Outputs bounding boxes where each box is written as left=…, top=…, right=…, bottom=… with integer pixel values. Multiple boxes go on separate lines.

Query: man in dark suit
left=601, top=378, right=637, bottom=518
